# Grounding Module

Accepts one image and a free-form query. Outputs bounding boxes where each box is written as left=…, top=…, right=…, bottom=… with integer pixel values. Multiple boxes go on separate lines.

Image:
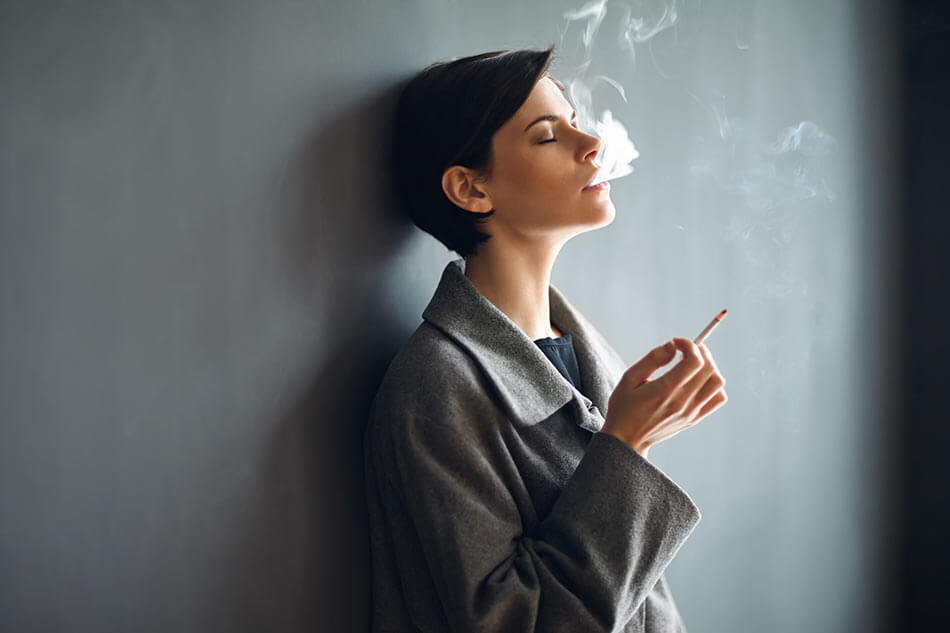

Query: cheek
left=500, top=169, right=565, bottom=212
left=500, top=151, right=571, bottom=196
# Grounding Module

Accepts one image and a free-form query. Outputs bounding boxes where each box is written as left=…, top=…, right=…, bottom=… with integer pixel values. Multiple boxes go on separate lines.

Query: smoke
left=560, top=0, right=640, bottom=186
left=688, top=90, right=837, bottom=223
left=558, top=0, right=839, bottom=225
left=559, top=0, right=701, bottom=184
left=563, top=0, right=608, bottom=51
left=690, top=115, right=837, bottom=214
left=618, top=0, right=683, bottom=66
left=556, top=0, right=844, bottom=410
left=684, top=88, right=839, bottom=314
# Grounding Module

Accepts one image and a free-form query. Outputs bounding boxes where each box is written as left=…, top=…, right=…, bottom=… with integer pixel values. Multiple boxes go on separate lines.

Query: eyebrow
left=523, top=110, right=578, bottom=133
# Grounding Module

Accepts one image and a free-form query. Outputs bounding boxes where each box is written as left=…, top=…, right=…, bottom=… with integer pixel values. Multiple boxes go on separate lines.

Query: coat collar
left=421, top=259, right=628, bottom=432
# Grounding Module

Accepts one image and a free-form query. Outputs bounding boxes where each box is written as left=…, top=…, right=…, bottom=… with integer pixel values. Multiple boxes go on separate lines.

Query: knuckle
left=675, top=337, right=697, bottom=355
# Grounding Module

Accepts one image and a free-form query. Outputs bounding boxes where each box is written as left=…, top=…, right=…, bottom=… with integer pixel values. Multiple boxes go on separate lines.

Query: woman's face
left=479, top=76, right=615, bottom=242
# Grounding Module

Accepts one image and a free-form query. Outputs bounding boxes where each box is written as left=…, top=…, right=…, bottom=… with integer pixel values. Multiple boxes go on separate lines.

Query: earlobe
left=441, top=166, right=494, bottom=214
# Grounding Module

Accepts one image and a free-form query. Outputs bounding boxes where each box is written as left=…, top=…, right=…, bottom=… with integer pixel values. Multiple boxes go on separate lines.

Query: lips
left=582, top=180, right=609, bottom=192
left=583, top=168, right=605, bottom=191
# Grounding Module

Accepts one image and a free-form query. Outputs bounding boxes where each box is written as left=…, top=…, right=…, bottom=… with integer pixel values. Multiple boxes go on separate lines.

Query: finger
left=693, top=343, right=726, bottom=405
left=696, top=389, right=728, bottom=419
left=692, top=367, right=726, bottom=412
left=623, top=340, right=678, bottom=386
left=698, top=342, right=723, bottom=378
left=677, top=343, right=718, bottom=414
left=655, top=337, right=705, bottom=390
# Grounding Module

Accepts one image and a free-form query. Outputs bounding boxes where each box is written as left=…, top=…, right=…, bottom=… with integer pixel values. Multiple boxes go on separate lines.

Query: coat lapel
left=421, top=259, right=629, bottom=434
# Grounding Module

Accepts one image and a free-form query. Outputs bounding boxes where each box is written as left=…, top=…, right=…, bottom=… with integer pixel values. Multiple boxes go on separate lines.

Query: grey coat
left=364, top=259, right=701, bottom=633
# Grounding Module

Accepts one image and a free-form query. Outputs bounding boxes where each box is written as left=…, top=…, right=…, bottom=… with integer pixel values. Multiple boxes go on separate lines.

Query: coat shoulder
left=378, top=322, right=482, bottom=398
left=369, top=322, right=495, bottom=439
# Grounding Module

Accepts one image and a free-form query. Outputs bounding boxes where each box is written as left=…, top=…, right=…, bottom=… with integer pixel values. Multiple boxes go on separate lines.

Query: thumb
left=624, top=340, right=677, bottom=386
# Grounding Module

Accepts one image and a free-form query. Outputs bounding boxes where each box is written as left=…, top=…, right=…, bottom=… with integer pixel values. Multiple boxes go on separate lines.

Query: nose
left=578, top=131, right=602, bottom=164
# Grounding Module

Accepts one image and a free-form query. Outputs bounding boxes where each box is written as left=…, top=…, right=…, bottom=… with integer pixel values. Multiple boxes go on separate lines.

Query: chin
left=593, top=200, right=617, bottom=228
left=569, top=202, right=615, bottom=237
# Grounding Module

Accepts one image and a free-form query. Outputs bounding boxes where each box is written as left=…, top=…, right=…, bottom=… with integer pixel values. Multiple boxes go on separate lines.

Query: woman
left=364, top=46, right=728, bottom=633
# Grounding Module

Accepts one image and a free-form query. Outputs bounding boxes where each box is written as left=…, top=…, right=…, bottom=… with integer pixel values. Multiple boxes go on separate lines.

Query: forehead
left=513, top=76, right=571, bottom=121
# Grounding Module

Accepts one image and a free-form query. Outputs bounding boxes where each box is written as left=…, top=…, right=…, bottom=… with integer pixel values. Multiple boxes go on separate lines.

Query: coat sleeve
left=369, top=380, right=702, bottom=633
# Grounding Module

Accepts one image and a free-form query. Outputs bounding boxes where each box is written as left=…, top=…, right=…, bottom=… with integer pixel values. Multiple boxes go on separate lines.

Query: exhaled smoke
left=565, top=74, right=639, bottom=185
left=593, top=110, right=639, bottom=183
left=689, top=110, right=838, bottom=214
left=618, top=0, right=682, bottom=64
left=766, top=121, right=837, bottom=158
left=561, top=0, right=641, bottom=186
left=563, top=0, right=608, bottom=50
left=559, top=0, right=836, bottom=204
left=560, top=0, right=687, bottom=185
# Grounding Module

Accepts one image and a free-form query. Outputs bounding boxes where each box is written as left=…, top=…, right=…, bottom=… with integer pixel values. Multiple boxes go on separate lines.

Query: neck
left=463, top=238, right=565, bottom=341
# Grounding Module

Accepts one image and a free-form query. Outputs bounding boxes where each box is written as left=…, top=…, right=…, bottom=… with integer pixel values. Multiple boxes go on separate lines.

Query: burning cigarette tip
left=694, top=309, right=728, bottom=344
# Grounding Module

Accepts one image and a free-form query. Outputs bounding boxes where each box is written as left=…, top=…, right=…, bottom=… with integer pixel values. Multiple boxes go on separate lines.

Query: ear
left=441, top=166, right=494, bottom=214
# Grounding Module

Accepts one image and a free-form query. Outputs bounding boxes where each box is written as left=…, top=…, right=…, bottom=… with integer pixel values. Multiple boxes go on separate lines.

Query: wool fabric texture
left=364, top=259, right=701, bottom=632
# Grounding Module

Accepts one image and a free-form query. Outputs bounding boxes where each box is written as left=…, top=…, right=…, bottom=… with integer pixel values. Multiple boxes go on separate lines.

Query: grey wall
left=0, top=1, right=901, bottom=631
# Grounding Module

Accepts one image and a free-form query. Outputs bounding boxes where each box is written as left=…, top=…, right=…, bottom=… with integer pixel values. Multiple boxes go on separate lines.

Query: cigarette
left=694, top=309, right=728, bottom=344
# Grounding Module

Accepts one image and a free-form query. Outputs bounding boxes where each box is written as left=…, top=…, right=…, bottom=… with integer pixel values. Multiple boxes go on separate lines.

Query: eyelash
left=539, top=120, right=580, bottom=144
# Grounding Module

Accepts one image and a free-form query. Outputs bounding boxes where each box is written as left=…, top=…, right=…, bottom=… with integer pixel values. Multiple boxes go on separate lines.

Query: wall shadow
left=208, top=80, right=418, bottom=631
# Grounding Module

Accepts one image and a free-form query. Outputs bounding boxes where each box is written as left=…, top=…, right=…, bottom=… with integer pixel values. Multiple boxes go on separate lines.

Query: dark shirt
left=534, top=333, right=582, bottom=390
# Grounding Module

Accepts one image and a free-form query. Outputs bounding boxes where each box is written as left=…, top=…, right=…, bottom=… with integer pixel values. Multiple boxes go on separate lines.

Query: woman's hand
left=600, top=337, right=728, bottom=458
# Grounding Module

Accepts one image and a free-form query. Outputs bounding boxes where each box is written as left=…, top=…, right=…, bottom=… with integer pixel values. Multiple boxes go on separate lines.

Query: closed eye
left=538, top=116, right=580, bottom=145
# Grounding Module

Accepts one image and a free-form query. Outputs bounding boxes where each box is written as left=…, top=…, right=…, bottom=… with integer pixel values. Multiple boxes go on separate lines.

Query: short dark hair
left=391, top=46, right=556, bottom=258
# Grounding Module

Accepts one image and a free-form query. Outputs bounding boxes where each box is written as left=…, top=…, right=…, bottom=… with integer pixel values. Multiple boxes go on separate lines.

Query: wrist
left=601, top=419, right=649, bottom=456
